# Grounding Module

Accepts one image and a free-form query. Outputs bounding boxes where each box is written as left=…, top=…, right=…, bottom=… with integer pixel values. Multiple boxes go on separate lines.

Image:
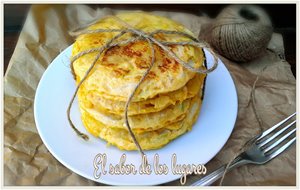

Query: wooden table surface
left=4, top=4, right=296, bottom=77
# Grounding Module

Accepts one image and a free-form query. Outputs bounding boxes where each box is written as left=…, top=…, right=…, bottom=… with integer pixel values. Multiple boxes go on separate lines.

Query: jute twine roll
left=206, top=5, right=273, bottom=62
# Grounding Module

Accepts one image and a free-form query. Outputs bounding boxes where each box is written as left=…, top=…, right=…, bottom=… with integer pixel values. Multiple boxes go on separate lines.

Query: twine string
left=67, top=31, right=127, bottom=140
left=124, top=37, right=156, bottom=158
left=219, top=65, right=269, bottom=185
left=68, top=15, right=218, bottom=159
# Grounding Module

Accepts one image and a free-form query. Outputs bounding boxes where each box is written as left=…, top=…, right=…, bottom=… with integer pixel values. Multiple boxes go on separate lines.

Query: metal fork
left=191, top=112, right=296, bottom=186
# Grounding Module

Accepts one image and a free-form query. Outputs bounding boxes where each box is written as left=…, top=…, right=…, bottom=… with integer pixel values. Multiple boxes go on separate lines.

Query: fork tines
left=256, top=112, right=296, bottom=158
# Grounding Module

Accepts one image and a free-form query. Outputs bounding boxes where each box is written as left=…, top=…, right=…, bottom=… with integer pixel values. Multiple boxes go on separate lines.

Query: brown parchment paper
left=4, top=4, right=296, bottom=186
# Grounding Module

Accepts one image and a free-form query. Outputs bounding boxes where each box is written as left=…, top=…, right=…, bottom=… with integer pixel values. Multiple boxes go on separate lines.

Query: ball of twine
left=208, top=5, right=273, bottom=62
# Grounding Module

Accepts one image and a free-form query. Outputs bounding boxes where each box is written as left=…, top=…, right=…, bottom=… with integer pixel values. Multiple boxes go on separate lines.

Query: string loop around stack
left=67, top=15, right=219, bottom=159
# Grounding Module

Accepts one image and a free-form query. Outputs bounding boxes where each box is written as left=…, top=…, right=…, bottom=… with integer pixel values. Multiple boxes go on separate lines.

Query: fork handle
left=191, top=156, right=247, bottom=186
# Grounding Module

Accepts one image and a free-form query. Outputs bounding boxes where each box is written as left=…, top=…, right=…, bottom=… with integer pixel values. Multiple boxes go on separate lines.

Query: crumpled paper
left=4, top=4, right=296, bottom=186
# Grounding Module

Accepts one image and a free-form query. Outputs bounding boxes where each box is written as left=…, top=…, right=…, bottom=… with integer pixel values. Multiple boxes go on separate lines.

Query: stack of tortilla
left=71, top=12, right=207, bottom=150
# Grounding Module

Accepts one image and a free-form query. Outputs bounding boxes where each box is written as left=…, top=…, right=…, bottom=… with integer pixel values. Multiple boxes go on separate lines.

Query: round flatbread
left=79, top=97, right=191, bottom=131
left=78, top=73, right=206, bottom=116
left=81, top=95, right=202, bottom=150
left=72, top=12, right=206, bottom=102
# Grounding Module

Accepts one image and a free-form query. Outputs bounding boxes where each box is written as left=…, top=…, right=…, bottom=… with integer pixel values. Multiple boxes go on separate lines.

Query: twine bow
left=67, top=15, right=218, bottom=159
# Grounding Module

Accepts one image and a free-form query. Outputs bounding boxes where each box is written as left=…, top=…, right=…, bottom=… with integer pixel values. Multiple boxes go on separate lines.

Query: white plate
left=34, top=45, right=238, bottom=186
